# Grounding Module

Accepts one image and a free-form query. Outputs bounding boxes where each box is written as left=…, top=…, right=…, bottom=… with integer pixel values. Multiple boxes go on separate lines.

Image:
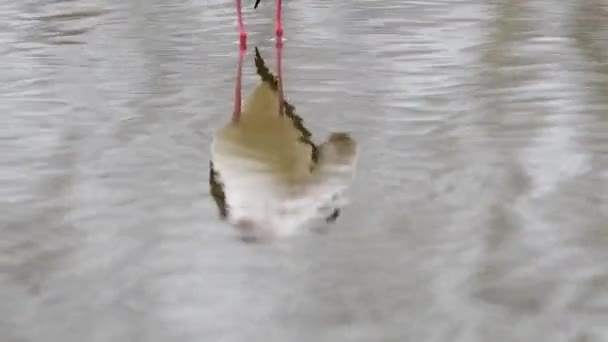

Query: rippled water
left=1, top=0, right=607, bottom=341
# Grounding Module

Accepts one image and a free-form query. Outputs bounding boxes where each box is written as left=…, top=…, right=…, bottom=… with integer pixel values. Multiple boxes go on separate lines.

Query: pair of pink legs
left=232, top=42, right=284, bottom=123
left=235, top=0, right=283, bottom=50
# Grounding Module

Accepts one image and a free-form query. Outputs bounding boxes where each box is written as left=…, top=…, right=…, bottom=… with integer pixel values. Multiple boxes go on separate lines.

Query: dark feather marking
left=254, top=47, right=319, bottom=170
left=325, top=208, right=340, bottom=223
left=209, top=160, right=229, bottom=219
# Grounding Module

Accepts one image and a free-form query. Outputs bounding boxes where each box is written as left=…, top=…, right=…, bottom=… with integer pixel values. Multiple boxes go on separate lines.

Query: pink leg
left=276, top=40, right=284, bottom=116
left=275, top=0, right=283, bottom=38
left=232, top=48, right=245, bottom=123
left=235, top=0, right=247, bottom=49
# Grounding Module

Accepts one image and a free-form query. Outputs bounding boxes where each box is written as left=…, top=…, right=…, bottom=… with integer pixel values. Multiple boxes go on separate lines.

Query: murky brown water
left=1, top=0, right=607, bottom=341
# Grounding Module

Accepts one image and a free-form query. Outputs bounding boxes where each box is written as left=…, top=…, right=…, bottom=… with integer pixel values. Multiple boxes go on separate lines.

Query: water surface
left=1, top=0, right=607, bottom=341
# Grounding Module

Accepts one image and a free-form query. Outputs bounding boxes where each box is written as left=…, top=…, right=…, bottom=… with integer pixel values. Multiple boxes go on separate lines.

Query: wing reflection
left=209, top=45, right=359, bottom=242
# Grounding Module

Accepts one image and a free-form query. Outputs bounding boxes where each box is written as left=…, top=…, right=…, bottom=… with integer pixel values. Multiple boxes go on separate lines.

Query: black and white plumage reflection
left=209, top=46, right=359, bottom=242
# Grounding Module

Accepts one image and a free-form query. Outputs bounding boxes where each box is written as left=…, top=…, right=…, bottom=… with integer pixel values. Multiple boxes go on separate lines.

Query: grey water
left=1, top=0, right=607, bottom=341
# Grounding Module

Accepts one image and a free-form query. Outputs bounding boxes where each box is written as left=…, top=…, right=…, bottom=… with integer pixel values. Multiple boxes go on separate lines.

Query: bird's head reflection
left=209, top=46, right=358, bottom=242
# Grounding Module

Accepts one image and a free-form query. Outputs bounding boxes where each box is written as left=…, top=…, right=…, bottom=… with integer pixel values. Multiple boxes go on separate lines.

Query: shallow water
left=1, top=0, right=607, bottom=341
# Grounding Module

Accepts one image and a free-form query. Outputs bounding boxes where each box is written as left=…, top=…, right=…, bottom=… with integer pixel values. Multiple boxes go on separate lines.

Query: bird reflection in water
left=209, top=44, right=359, bottom=242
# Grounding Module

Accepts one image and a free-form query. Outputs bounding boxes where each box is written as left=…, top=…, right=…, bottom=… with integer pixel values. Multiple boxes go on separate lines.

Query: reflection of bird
left=209, top=46, right=358, bottom=242
left=235, top=0, right=283, bottom=49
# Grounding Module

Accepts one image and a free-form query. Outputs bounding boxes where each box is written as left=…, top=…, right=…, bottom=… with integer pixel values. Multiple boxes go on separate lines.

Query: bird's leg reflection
left=275, top=0, right=283, bottom=38
left=232, top=48, right=245, bottom=123
left=275, top=40, right=284, bottom=116
left=235, top=0, right=247, bottom=49
left=253, top=0, right=284, bottom=40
